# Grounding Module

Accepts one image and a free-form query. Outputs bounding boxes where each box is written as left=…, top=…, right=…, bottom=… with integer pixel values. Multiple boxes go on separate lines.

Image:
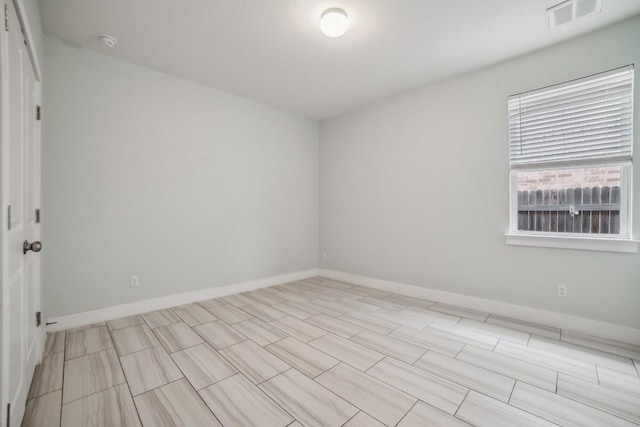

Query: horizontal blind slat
left=509, top=68, right=633, bottom=165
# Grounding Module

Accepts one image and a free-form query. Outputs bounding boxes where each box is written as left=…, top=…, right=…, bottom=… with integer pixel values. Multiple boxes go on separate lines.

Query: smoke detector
left=547, top=0, right=603, bottom=30
left=99, top=34, right=118, bottom=48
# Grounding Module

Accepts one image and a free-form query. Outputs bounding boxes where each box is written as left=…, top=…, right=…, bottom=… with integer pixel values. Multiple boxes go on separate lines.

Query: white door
left=2, top=1, right=42, bottom=425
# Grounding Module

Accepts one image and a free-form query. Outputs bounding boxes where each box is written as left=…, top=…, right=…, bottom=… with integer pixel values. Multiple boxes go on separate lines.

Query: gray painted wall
left=320, top=16, right=640, bottom=328
left=43, top=35, right=319, bottom=317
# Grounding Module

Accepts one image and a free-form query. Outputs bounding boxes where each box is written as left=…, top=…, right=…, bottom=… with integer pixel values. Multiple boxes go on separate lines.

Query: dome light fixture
left=320, top=8, right=349, bottom=38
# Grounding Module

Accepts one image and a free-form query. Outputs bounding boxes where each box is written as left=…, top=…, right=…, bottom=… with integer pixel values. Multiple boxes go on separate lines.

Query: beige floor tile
left=344, top=411, right=386, bottom=427
left=111, top=324, right=160, bottom=356
left=306, top=314, right=365, bottom=338
left=456, top=390, right=554, bottom=427
left=390, top=326, right=465, bottom=358
left=66, top=323, right=107, bottom=333
left=231, top=318, right=287, bottom=346
left=28, top=352, right=64, bottom=399
left=61, top=383, right=141, bottom=427
left=193, top=320, right=246, bottom=350
left=456, top=345, right=557, bottom=392
left=62, top=348, right=125, bottom=403
left=557, top=373, right=640, bottom=424
left=120, top=346, right=183, bottom=395
left=456, top=318, right=531, bottom=345
left=370, top=309, right=431, bottom=329
left=316, top=363, right=416, bottom=426
left=220, top=292, right=257, bottom=307
left=42, top=331, right=65, bottom=357
left=266, top=337, right=338, bottom=378
left=196, top=297, right=224, bottom=311
left=272, top=301, right=320, bottom=319
left=309, top=333, right=384, bottom=371
left=172, top=303, right=217, bottom=326
left=135, top=378, right=221, bottom=426
left=494, top=340, right=598, bottom=382
left=141, top=308, right=181, bottom=329
left=275, top=290, right=310, bottom=303
left=200, top=374, right=294, bottom=427
left=106, top=314, right=145, bottom=331
left=529, top=335, right=638, bottom=375
left=351, top=330, right=425, bottom=364
left=415, top=351, right=515, bottom=402
left=510, top=381, right=636, bottom=427
left=426, top=323, right=498, bottom=350
left=245, top=290, right=286, bottom=305
left=203, top=303, right=251, bottom=323
left=65, top=325, right=113, bottom=360
left=303, top=299, right=352, bottom=317
left=171, top=343, right=237, bottom=390
left=337, top=297, right=384, bottom=312
left=597, top=365, right=640, bottom=398
left=23, top=390, right=62, bottom=427
left=397, top=401, right=471, bottom=427
left=300, top=289, right=339, bottom=302
left=219, top=340, right=289, bottom=384
left=260, top=369, right=358, bottom=427
left=26, top=278, right=639, bottom=427
left=340, top=311, right=400, bottom=334
left=384, top=294, right=435, bottom=310
left=402, top=307, right=464, bottom=326
left=429, top=303, right=489, bottom=321
left=367, top=358, right=468, bottom=415
left=239, top=303, right=286, bottom=322
left=561, top=331, right=640, bottom=360
left=154, top=322, right=204, bottom=353
left=270, top=316, right=327, bottom=342
left=486, top=314, right=561, bottom=340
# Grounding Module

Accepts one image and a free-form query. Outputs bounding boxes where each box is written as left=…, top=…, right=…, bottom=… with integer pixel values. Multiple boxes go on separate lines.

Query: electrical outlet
left=322, top=251, right=328, bottom=260
left=131, top=275, right=140, bottom=287
left=557, top=284, right=567, bottom=298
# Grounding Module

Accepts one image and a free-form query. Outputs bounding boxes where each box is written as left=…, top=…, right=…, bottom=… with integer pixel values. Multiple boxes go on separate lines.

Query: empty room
left=2, top=0, right=640, bottom=426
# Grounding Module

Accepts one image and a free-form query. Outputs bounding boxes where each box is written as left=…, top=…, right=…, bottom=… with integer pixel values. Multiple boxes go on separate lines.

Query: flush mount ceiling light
left=99, top=34, right=118, bottom=48
left=320, top=8, right=349, bottom=38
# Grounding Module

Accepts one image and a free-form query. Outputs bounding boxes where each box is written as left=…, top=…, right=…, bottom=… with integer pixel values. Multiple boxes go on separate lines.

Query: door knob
left=23, top=240, right=43, bottom=254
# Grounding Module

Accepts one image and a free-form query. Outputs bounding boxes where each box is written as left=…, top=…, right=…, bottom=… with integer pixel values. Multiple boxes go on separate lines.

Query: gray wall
left=320, top=16, right=640, bottom=328
left=43, top=35, right=319, bottom=317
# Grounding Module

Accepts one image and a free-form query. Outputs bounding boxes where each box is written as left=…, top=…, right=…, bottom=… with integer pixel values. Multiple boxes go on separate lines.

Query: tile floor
left=22, top=277, right=640, bottom=426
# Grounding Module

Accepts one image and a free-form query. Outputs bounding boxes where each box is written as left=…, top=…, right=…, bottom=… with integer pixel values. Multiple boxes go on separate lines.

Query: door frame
left=1, top=0, right=42, bottom=425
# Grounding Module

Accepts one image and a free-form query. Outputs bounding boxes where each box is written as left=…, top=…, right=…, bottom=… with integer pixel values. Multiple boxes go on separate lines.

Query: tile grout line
left=108, top=325, right=144, bottom=427
left=391, top=399, right=419, bottom=427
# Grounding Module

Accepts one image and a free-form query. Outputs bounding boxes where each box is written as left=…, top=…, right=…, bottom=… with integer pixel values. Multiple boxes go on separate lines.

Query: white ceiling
left=39, top=0, right=640, bottom=120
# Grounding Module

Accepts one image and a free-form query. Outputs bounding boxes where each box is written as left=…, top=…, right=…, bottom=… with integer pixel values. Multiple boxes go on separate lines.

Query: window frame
left=505, top=67, right=637, bottom=253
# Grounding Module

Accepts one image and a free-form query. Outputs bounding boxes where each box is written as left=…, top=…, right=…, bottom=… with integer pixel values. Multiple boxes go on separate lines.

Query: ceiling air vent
left=547, top=0, right=603, bottom=30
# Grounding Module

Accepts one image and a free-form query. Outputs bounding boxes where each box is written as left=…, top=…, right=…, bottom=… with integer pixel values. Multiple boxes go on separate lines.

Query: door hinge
left=4, top=4, right=8, bottom=32
left=36, top=311, right=41, bottom=327
left=35, top=208, right=41, bottom=223
left=36, top=105, right=41, bottom=120
left=7, top=205, right=11, bottom=230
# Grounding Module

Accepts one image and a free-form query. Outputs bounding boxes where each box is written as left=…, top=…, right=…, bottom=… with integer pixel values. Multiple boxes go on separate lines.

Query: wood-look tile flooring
left=23, top=277, right=640, bottom=427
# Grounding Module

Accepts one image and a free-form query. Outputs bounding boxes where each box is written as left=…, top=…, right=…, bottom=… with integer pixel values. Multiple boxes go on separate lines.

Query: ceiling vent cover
left=547, top=0, right=603, bottom=30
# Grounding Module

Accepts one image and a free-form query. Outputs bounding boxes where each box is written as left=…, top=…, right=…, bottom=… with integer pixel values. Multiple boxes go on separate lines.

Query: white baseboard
left=46, top=269, right=319, bottom=332
left=319, top=269, right=640, bottom=346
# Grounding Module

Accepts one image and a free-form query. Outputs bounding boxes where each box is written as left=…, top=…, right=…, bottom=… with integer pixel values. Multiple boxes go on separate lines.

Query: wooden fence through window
left=517, top=186, right=620, bottom=234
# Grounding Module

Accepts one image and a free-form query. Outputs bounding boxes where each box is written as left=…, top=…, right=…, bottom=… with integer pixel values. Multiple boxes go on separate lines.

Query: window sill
left=505, top=233, right=638, bottom=253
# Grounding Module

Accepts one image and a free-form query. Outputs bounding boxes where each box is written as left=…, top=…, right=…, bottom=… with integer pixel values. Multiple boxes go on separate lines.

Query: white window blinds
left=509, top=66, right=634, bottom=167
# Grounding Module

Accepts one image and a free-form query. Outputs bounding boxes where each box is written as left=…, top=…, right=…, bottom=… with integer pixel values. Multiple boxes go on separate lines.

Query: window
left=507, top=66, right=636, bottom=252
